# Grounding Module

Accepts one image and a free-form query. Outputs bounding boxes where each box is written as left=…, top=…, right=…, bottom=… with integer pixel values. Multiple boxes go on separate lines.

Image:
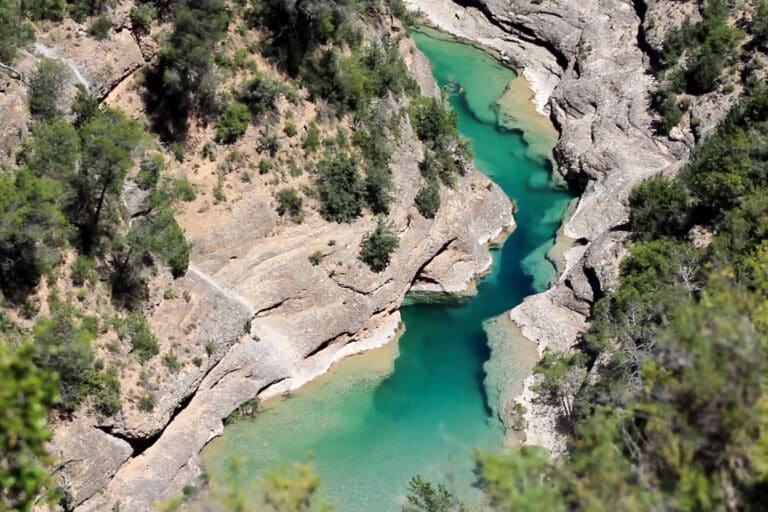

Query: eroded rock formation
left=404, top=0, right=737, bottom=455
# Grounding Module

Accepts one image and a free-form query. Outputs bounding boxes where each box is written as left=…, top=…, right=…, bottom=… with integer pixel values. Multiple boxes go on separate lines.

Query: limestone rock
left=49, top=417, right=133, bottom=508
left=68, top=42, right=514, bottom=511
left=407, top=0, right=738, bottom=455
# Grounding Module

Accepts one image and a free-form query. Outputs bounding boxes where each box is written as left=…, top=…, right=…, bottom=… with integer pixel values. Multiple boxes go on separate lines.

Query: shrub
left=127, top=313, right=159, bottom=363
left=653, top=88, right=686, bottom=135
left=0, top=343, right=58, bottom=512
left=88, top=14, right=112, bottom=39
left=136, top=153, right=165, bottom=190
left=302, top=122, right=321, bottom=154
left=21, top=0, right=66, bottom=20
left=71, top=255, right=97, bottom=286
left=170, top=177, right=196, bottom=202
left=409, top=96, right=459, bottom=146
left=301, top=43, right=417, bottom=114
left=0, top=0, right=34, bottom=61
left=360, top=217, right=399, bottom=272
left=33, top=310, right=96, bottom=412
left=259, top=159, right=272, bottom=174
left=685, top=50, right=723, bottom=94
left=30, top=59, right=67, bottom=120
left=138, top=391, right=155, bottom=412
left=276, top=188, right=304, bottom=222
left=415, top=180, right=441, bottom=219
left=144, top=0, right=229, bottom=138
left=308, top=250, right=324, bottom=266
left=246, top=0, right=362, bottom=75
left=162, top=351, right=180, bottom=372
left=90, top=368, right=121, bottom=417
left=129, top=206, right=190, bottom=277
left=316, top=152, right=365, bottom=223
left=283, top=121, right=298, bottom=137
left=216, top=102, right=250, bottom=143
left=130, top=3, right=156, bottom=34
left=258, top=131, right=279, bottom=157
left=213, top=175, right=225, bottom=203
left=237, top=73, right=290, bottom=118
left=629, top=174, right=689, bottom=239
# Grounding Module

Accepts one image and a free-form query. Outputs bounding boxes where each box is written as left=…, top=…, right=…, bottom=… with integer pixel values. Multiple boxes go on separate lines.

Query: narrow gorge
left=0, top=0, right=758, bottom=510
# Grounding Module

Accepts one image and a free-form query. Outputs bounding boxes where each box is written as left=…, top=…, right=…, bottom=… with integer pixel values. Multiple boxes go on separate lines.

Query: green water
left=202, top=29, right=574, bottom=510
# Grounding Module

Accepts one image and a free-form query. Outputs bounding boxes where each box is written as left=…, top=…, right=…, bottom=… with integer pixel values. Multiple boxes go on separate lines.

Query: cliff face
left=405, top=0, right=738, bottom=455
left=0, top=7, right=514, bottom=511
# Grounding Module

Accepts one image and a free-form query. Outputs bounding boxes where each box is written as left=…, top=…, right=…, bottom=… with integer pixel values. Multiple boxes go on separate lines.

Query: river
left=201, top=27, right=574, bottom=511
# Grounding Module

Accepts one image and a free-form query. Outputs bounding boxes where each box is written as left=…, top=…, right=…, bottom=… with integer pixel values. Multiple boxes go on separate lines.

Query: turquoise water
left=202, top=29, right=574, bottom=510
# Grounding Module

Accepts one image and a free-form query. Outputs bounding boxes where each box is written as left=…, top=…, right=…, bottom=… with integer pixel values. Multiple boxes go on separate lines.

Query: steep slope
left=0, top=4, right=514, bottom=511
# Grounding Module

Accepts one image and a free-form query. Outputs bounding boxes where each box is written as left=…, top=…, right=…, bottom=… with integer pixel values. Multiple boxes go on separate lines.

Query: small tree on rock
left=360, top=216, right=399, bottom=272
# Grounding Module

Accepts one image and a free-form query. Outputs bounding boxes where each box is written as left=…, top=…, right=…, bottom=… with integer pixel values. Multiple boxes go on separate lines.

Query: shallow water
left=201, top=28, right=574, bottom=511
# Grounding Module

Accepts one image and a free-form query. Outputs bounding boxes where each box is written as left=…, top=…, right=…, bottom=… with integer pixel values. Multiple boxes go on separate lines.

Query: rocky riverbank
left=405, top=0, right=739, bottom=456
left=0, top=14, right=514, bottom=510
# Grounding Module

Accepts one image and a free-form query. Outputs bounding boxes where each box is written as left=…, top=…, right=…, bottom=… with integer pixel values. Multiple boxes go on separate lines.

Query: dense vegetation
left=475, top=77, right=768, bottom=511
left=653, top=0, right=745, bottom=134
left=0, top=14, right=194, bottom=505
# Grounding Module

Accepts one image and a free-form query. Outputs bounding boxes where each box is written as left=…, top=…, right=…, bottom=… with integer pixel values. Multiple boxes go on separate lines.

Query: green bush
left=127, top=313, right=159, bottom=363
left=283, top=121, right=298, bottom=137
left=364, top=164, right=392, bottom=215
left=0, top=168, right=68, bottom=300
left=246, top=0, right=362, bottom=75
left=71, top=255, right=97, bottom=286
left=751, top=0, right=768, bottom=45
left=129, top=206, right=190, bottom=277
left=237, top=72, right=291, bottom=118
left=216, top=102, right=250, bottom=143
left=30, top=59, right=67, bottom=120
left=138, top=390, right=156, bottom=412
left=360, top=217, right=399, bottom=272
left=136, top=153, right=165, bottom=190
left=33, top=310, right=96, bottom=412
left=316, top=152, right=365, bottom=223
left=629, top=174, right=690, bottom=240
left=0, top=0, right=34, bottom=61
left=302, top=122, right=321, bottom=154
left=88, top=14, right=112, bottom=39
left=162, top=351, right=180, bottom=372
left=20, top=0, right=66, bottom=20
left=301, top=43, right=417, bottom=114
left=409, top=96, right=459, bottom=146
left=0, top=343, right=58, bottom=512
left=685, top=49, right=723, bottom=94
left=308, top=250, right=324, bottom=266
left=144, top=0, right=229, bottom=137
left=258, top=131, right=279, bottom=157
left=90, top=368, right=121, bottom=417
left=276, top=188, right=304, bottom=223
left=170, top=177, right=197, bottom=202
left=415, top=180, right=440, bottom=219
left=130, top=2, right=157, bottom=33
left=653, top=88, right=686, bottom=135
left=659, top=1, right=742, bottom=96
left=259, top=159, right=272, bottom=174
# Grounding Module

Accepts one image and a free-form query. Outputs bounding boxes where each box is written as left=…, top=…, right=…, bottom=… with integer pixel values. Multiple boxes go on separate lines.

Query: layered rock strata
left=10, top=26, right=515, bottom=510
